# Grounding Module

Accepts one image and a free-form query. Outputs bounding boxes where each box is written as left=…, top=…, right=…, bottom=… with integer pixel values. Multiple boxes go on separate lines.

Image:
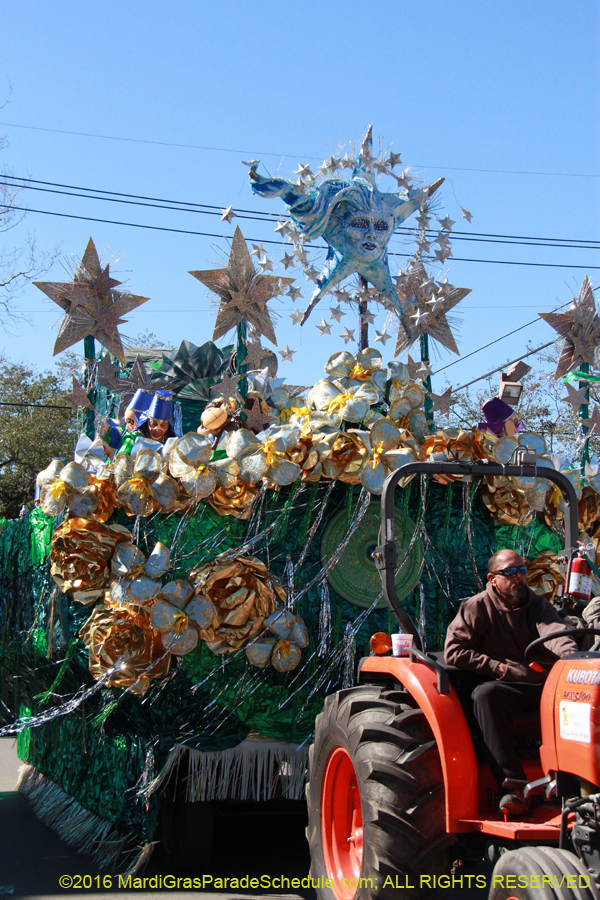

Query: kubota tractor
left=306, top=458, right=600, bottom=900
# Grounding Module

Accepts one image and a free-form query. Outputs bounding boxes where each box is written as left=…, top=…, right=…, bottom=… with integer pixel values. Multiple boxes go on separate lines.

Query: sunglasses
left=491, top=565, right=527, bottom=577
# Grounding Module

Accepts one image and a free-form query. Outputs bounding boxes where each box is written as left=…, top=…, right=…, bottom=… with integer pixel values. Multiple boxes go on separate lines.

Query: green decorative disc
left=320, top=505, right=423, bottom=609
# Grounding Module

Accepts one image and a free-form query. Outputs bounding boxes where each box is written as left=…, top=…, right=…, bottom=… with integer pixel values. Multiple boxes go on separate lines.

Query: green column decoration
left=83, top=335, right=96, bottom=440
left=580, top=361, right=590, bottom=471
left=237, top=320, right=248, bottom=406
left=421, top=332, right=434, bottom=432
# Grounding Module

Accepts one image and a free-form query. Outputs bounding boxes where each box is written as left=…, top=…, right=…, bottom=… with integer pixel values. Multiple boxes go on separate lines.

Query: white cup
left=392, top=633, right=414, bottom=657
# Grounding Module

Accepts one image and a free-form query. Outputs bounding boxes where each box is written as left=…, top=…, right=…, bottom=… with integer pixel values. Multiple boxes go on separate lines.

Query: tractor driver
left=445, top=548, right=578, bottom=817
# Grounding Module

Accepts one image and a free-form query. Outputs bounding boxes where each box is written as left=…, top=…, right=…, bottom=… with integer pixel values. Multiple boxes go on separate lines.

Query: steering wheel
left=524, top=627, right=600, bottom=664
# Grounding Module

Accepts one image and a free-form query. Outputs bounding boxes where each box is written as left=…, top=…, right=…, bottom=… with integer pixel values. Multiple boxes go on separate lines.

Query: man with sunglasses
left=445, top=548, right=577, bottom=816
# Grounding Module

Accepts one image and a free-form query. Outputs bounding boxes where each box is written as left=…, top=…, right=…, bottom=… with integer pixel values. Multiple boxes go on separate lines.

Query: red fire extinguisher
left=567, top=551, right=593, bottom=603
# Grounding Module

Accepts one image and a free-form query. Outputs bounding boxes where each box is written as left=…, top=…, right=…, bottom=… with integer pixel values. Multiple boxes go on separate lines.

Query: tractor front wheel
left=306, top=684, right=452, bottom=900
left=489, top=847, right=599, bottom=900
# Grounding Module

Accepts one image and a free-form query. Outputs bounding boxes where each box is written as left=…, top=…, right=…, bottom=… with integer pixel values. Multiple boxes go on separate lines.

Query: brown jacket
left=445, top=583, right=579, bottom=684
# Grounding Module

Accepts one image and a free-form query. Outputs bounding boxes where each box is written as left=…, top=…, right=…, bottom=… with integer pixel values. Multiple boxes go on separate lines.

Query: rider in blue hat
left=137, top=390, right=177, bottom=444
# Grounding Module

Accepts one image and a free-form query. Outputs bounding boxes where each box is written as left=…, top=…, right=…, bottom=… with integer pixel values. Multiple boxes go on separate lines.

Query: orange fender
left=360, top=656, right=478, bottom=832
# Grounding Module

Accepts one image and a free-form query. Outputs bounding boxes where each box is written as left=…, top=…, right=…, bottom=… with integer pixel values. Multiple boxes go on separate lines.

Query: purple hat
left=127, top=389, right=153, bottom=414
left=478, top=397, right=516, bottom=435
left=147, top=390, right=173, bottom=422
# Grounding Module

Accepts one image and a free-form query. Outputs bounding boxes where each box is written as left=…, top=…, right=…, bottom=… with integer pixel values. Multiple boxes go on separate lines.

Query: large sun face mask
left=248, top=126, right=443, bottom=334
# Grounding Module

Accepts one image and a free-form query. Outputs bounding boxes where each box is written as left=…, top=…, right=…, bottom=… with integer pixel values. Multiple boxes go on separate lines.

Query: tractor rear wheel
left=489, top=847, right=599, bottom=900
left=306, top=684, right=452, bottom=900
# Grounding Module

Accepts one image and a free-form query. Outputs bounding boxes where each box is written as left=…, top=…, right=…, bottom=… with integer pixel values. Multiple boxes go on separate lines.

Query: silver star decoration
left=362, top=309, right=376, bottom=325
left=290, top=308, right=304, bottom=325
left=221, top=206, right=236, bottom=224
left=375, top=327, right=392, bottom=345
left=294, top=163, right=313, bottom=178
left=434, top=245, right=453, bottom=263
left=416, top=210, right=431, bottom=229
left=274, top=221, right=291, bottom=237
left=279, top=345, right=296, bottom=362
left=417, top=361, right=433, bottom=379
left=394, top=258, right=469, bottom=356
left=539, top=278, right=600, bottom=379
left=428, top=386, right=458, bottom=415
left=61, top=375, right=93, bottom=412
left=333, top=289, right=350, bottom=303
left=329, top=305, right=345, bottom=323
left=316, top=319, right=332, bottom=336
left=461, top=207, right=473, bottom=223
left=438, top=215, right=455, bottom=231
left=386, top=151, right=402, bottom=168
left=257, top=256, right=274, bottom=272
left=251, top=243, right=265, bottom=257
left=374, top=158, right=389, bottom=175
left=561, top=382, right=589, bottom=415
left=339, top=326, right=355, bottom=345
left=281, top=252, right=296, bottom=270
left=288, top=285, right=302, bottom=302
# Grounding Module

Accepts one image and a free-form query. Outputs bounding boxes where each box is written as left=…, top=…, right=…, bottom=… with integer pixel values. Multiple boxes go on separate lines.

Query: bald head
left=487, top=549, right=528, bottom=607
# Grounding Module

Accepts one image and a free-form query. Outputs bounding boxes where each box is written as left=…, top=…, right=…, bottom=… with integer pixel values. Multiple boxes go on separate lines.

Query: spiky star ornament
left=393, top=258, right=470, bottom=356
left=34, top=238, right=149, bottom=363
left=190, top=226, right=295, bottom=346
left=61, top=376, right=93, bottom=412
left=539, top=277, right=600, bottom=379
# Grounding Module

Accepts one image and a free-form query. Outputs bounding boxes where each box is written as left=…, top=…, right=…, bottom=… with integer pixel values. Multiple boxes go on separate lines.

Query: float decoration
left=34, top=238, right=149, bottom=364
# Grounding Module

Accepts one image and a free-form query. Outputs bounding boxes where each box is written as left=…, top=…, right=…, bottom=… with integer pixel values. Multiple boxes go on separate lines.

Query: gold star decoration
left=189, top=226, right=295, bottom=346
left=61, top=376, right=93, bottom=412
left=560, top=382, right=589, bottom=415
left=209, top=369, right=243, bottom=406
left=585, top=405, right=600, bottom=436
left=34, top=238, right=149, bottom=363
left=427, top=386, right=458, bottom=415
left=242, top=398, right=274, bottom=433
left=539, top=277, right=600, bottom=379
left=393, top=259, right=470, bottom=357
left=96, top=353, right=170, bottom=417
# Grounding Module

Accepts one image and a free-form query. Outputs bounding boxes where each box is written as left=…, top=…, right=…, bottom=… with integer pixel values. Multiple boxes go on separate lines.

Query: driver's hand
left=497, top=661, right=544, bottom=682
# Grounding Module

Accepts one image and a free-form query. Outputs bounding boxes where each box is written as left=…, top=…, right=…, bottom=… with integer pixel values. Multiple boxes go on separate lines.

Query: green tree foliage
left=0, top=361, right=75, bottom=518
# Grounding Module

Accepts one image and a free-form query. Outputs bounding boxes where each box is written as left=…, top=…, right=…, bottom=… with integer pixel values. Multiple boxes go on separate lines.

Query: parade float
left=1, top=126, right=599, bottom=872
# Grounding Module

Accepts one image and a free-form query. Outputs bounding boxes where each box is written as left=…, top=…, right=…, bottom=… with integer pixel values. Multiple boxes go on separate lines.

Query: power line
left=8, top=204, right=600, bottom=271
left=2, top=121, right=599, bottom=179
left=0, top=400, right=71, bottom=410
left=4, top=174, right=600, bottom=249
left=431, top=301, right=573, bottom=375
left=451, top=340, right=558, bottom=393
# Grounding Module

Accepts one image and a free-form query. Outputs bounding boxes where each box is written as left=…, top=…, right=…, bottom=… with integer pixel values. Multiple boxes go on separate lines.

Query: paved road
left=0, top=737, right=491, bottom=900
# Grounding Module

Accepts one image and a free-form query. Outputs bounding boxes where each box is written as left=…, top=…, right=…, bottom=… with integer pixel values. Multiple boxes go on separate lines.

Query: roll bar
left=373, top=459, right=579, bottom=650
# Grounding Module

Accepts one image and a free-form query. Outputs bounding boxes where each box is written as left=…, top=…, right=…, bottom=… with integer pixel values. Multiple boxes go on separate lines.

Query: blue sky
left=1, top=0, right=598, bottom=400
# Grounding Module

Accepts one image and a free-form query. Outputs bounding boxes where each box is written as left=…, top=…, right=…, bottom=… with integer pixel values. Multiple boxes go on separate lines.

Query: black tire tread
left=306, top=685, right=452, bottom=900
left=490, top=847, right=599, bottom=900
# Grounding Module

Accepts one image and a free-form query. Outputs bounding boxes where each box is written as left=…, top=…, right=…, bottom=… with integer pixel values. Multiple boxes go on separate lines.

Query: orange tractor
left=306, top=458, right=600, bottom=900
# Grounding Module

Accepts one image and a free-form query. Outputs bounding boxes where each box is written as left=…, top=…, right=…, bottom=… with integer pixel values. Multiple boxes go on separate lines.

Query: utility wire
left=0, top=400, right=71, bottom=410
left=3, top=174, right=599, bottom=249
left=450, top=340, right=558, bottom=393
left=7, top=204, right=600, bottom=271
left=431, top=301, right=573, bottom=375
left=2, top=121, right=599, bottom=179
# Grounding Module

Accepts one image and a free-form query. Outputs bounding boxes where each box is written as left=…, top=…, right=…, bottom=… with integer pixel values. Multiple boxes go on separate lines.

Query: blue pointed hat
left=127, top=390, right=153, bottom=414
left=148, top=390, right=173, bottom=421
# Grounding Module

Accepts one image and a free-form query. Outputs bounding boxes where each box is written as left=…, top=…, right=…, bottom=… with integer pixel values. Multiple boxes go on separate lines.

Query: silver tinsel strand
left=317, top=581, right=331, bottom=658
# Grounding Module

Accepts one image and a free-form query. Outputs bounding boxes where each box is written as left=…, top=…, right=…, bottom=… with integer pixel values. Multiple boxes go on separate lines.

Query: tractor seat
left=428, top=652, right=542, bottom=745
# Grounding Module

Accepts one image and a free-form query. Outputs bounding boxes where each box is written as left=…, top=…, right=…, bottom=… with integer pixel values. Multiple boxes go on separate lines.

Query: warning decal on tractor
left=559, top=700, right=591, bottom=743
